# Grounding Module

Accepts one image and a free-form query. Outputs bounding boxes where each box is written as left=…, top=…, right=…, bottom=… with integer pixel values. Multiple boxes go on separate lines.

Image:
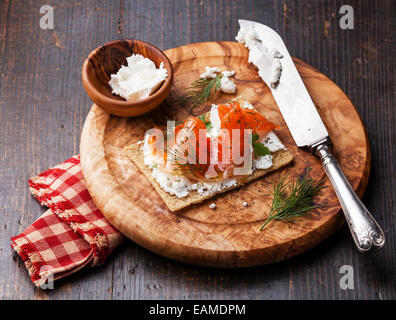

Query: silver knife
left=238, top=19, right=385, bottom=252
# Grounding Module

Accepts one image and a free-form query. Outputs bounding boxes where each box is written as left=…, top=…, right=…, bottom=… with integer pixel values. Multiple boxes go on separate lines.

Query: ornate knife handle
left=312, top=138, right=385, bottom=252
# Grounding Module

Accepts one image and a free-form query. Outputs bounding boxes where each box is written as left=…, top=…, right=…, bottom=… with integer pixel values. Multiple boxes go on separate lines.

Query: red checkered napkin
left=11, top=155, right=124, bottom=287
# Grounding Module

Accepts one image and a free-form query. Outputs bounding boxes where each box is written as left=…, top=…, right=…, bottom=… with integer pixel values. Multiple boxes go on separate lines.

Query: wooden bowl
left=82, top=39, right=173, bottom=117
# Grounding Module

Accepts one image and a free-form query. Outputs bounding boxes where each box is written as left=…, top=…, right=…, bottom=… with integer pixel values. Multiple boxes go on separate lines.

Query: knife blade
left=238, top=19, right=385, bottom=252
left=238, top=19, right=329, bottom=147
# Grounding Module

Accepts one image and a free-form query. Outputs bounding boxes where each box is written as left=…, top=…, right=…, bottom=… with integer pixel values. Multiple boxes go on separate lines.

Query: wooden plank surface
left=0, top=0, right=395, bottom=299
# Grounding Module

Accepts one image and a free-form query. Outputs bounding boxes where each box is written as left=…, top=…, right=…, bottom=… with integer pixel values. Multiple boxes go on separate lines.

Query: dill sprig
left=179, top=74, right=223, bottom=108
left=260, top=168, right=328, bottom=230
left=166, top=135, right=202, bottom=175
left=167, top=146, right=202, bottom=175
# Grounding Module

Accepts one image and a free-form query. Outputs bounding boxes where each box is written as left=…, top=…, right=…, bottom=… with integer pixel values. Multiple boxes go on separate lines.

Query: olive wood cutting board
left=80, top=41, right=370, bottom=267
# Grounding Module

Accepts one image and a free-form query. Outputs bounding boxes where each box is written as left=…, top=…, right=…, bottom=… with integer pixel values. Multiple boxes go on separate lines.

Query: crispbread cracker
left=124, top=142, right=293, bottom=212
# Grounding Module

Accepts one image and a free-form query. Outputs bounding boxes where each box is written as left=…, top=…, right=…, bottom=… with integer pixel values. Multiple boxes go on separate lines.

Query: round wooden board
left=80, top=42, right=370, bottom=267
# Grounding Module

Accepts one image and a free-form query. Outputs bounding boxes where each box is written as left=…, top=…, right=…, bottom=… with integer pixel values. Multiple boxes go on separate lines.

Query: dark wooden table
left=1, top=0, right=395, bottom=300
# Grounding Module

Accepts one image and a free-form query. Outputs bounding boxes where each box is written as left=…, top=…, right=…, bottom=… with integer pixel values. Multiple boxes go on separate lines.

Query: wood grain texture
left=0, top=0, right=395, bottom=299
left=80, top=41, right=369, bottom=268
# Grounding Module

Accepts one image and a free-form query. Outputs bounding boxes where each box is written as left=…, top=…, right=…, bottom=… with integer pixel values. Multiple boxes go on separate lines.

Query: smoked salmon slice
left=147, top=101, right=277, bottom=178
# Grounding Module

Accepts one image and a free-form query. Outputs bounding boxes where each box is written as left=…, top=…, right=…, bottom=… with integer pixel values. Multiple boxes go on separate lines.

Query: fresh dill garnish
left=260, top=168, right=327, bottom=230
left=179, top=74, right=223, bottom=108
left=251, top=133, right=270, bottom=156
left=166, top=134, right=202, bottom=175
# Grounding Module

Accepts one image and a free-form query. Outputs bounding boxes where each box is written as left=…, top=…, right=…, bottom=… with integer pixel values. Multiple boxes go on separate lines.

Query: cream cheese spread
left=206, top=104, right=222, bottom=138
left=200, top=66, right=237, bottom=94
left=220, top=76, right=237, bottom=94
left=200, top=66, right=221, bottom=79
left=109, top=54, right=168, bottom=101
left=151, top=166, right=238, bottom=198
left=253, top=131, right=286, bottom=170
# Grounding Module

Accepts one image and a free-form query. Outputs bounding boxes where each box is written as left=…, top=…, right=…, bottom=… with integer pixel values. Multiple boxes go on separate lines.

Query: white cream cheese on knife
left=109, top=54, right=168, bottom=101
left=236, top=23, right=283, bottom=87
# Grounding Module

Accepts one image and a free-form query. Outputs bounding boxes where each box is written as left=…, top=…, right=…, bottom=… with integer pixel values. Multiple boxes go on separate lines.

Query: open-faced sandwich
left=124, top=96, right=293, bottom=212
